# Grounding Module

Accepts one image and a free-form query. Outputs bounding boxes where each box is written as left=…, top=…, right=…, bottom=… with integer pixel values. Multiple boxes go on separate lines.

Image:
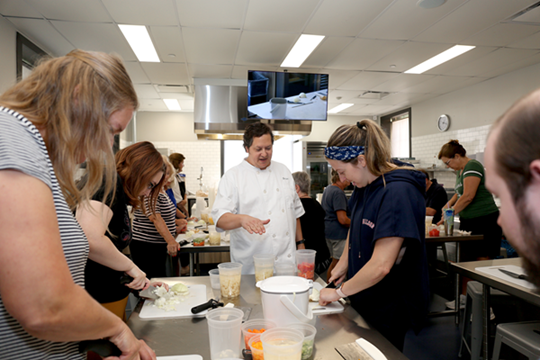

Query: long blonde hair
left=327, top=120, right=395, bottom=177
left=0, top=49, right=138, bottom=210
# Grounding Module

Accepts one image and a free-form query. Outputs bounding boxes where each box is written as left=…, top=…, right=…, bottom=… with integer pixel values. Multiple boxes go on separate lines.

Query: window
left=380, top=108, right=411, bottom=159
left=16, top=33, right=48, bottom=81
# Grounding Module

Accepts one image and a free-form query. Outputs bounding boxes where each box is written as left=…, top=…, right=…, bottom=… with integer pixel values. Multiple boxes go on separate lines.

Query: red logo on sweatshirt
left=362, top=219, right=375, bottom=229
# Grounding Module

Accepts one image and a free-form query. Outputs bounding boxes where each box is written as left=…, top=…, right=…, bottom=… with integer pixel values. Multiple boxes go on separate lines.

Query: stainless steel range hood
left=193, top=85, right=311, bottom=136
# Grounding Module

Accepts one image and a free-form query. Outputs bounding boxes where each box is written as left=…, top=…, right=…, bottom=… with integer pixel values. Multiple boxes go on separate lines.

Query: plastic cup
left=444, top=208, right=454, bottom=236
left=248, top=334, right=264, bottom=360
left=209, top=268, right=220, bottom=290
left=206, top=307, right=244, bottom=360
left=288, top=323, right=316, bottom=360
left=253, top=254, right=275, bottom=282
left=209, top=231, right=221, bottom=245
left=274, top=261, right=297, bottom=276
left=295, top=250, right=316, bottom=280
left=218, top=262, right=243, bottom=298
left=242, top=318, right=277, bottom=350
left=261, top=328, right=303, bottom=360
left=425, top=216, right=433, bottom=235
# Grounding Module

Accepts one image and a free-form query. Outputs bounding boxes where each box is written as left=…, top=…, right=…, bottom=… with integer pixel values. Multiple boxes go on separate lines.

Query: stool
left=492, top=321, right=540, bottom=360
left=459, top=281, right=508, bottom=359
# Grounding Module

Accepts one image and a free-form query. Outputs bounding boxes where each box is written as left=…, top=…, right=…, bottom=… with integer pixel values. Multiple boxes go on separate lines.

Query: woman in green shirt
left=438, top=140, right=502, bottom=260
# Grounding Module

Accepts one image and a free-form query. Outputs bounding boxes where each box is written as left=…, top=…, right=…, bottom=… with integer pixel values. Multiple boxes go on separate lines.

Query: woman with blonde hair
left=0, top=50, right=154, bottom=359
left=319, top=120, right=429, bottom=351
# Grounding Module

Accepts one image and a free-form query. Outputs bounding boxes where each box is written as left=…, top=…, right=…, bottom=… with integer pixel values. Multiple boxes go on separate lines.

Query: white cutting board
left=157, top=356, right=202, bottom=360
left=139, top=284, right=208, bottom=319
left=476, top=265, right=537, bottom=290
left=310, top=282, right=345, bottom=315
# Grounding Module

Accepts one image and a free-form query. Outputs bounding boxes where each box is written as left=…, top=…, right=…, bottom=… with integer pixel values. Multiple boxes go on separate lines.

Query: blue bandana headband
left=324, top=146, right=365, bottom=160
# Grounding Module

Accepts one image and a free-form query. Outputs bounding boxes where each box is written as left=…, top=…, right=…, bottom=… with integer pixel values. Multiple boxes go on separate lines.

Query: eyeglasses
left=444, top=158, right=452, bottom=166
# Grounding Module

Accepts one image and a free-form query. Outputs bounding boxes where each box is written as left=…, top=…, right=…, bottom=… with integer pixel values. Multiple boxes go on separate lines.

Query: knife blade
left=79, top=340, right=121, bottom=357
left=119, top=275, right=159, bottom=300
left=498, top=268, right=529, bottom=281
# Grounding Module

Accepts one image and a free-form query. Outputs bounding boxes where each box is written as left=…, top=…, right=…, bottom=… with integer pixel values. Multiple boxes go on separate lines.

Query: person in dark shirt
left=292, top=171, right=332, bottom=277
left=418, top=169, right=448, bottom=224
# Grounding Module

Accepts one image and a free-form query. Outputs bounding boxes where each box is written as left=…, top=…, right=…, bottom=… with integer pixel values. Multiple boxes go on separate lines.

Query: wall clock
left=437, top=114, right=450, bottom=132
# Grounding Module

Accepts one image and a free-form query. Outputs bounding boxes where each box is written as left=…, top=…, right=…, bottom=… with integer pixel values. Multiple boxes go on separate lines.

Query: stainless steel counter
left=127, top=275, right=408, bottom=359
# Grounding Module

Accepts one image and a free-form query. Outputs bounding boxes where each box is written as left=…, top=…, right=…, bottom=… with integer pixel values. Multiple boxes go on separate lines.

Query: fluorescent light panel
left=328, top=103, right=354, bottom=114
left=163, top=99, right=181, bottom=111
left=405, top=45, right=475, bottom=74
left=281, top=34, right=325, bottom=68
left=118, top=24, right=160, bottom=62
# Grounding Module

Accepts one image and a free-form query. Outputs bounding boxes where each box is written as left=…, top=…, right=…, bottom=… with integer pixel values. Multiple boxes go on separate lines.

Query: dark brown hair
left=169, top=153, right=185, bottom=171
left=438, top=140, right=466, bottom=159
left=243, top=122, right=274, bottom=150
left=116, top=141, right=165, bottom=212
left=491, top=88, right=540, bottom=202
left=331, top=169, right=341, bottom=184
left=418, top=169, right=430, bottom=180
left=327, top=120, right=395, bottom=177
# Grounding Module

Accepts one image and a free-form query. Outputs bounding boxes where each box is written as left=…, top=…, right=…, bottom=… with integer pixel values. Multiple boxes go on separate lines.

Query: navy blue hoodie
left=347, top=168, right=429, bottom=334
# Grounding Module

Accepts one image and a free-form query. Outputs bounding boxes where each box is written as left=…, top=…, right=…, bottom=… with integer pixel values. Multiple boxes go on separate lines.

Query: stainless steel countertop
left=127, top=275, right=409, bottom=360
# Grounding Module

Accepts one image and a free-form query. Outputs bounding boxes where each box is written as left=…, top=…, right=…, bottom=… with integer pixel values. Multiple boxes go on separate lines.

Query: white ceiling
left=2, top=0, right=540, bottom=116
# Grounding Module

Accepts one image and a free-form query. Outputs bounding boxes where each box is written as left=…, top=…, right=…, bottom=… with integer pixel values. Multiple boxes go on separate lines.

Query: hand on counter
left=106, top=327, right=157, bottom=360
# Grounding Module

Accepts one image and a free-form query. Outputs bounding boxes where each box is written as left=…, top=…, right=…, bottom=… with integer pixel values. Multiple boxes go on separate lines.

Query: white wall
left=301, top=115, right=375, bottom=142
left=0, top=17, right=18, bottom=93
left=135, top=111, right=198, bottom=142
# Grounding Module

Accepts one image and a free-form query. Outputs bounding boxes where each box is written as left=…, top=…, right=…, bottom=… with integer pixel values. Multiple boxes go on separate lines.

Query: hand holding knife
left=498, top=268, right=529, bottom=281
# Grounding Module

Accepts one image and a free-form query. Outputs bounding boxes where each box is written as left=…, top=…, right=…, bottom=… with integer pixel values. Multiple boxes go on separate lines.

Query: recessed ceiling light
left=404, top=45, right=475, bottom=74
left=328, top=103, right=354, bottom=114
left=118, top=24, right=160, bottom=62
left=416, top=0, right=446, bottom=9
left=281, top=34, right=325, bottom=68
left=163, top=99, right=181, bottom=111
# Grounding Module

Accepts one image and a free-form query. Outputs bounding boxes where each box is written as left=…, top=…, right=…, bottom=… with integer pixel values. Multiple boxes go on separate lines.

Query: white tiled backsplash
left=151, top=141, right=221, bottom=194
left=411, top=124, right=492, bottom=189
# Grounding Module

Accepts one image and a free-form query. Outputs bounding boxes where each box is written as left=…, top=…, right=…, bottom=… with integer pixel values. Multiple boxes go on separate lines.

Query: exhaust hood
left=193, top=85, right=311, bottom=137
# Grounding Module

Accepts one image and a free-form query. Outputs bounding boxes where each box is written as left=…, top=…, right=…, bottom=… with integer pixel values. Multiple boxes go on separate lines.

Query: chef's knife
left=79, top=340, right=121, bottom=357
left=119, top=275, right=159, bottom=300
left=325, top=281, right=337, bottom=289
left=498, top=268, right=529, bottom=281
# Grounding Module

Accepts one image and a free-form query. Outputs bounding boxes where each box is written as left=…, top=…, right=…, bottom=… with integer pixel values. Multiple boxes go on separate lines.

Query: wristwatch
left=296, top=239, right=305, bottom=245
left=335, top=282, right=347, bottom=298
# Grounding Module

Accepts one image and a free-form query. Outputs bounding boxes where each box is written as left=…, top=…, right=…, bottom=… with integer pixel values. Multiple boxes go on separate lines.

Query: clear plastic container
left=218, top=262, right=243, bottom=298
left=206, top=307, right=244, bottom=360
left=253, top=254, right=275, bottom=282
left=209, top=231, right=221, bottom=245
left=261, top=328, right=303, bottom=360
left=274, top=261, right=297, bottom=276
left=209, top=268, right=220, bottom=290
left=295, top=250, right=316, bottom=280
left=242, top=318, right=276, bottom=350
left=288, top=323, right=316, bottom=360
left=248, top=334, right=264, bottom=360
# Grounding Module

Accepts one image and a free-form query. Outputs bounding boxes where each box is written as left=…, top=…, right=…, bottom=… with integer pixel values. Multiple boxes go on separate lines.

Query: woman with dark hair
left=318, top=120, right=429, bottom=351
left=76, top=141, right=166, bottom=321
left=438, top=140, right=502, bottom=260
left=169, top=152, right=188, bottom=214
left=0, top=50, right=154, bottom=359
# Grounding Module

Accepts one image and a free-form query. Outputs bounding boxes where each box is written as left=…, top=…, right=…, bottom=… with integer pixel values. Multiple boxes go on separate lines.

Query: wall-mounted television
left=247, top=70, right=329, bottom=121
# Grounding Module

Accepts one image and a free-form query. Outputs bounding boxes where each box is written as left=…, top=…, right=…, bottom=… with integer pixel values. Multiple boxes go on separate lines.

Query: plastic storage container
left=295, top=250, right=316, bottom=280
left=288, top=323, right=316, bottom=359
left=248, top=334, right=264, bottom=360
left=209, top=268, right=220, bottom=290
left=242, top=318, right=276, bottom=350
left=261, top=328, right=304, bottom=360
left=274, top=261, right=296, bottom=276
left=253, top=254, right=275, bottom=282
left=206, top=307, right=244, bottom=360
left=218, top=262, right=243, bottom=298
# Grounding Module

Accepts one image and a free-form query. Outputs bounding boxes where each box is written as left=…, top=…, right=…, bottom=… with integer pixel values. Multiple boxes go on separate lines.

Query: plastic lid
left=256, top=275, right=312, bottom=294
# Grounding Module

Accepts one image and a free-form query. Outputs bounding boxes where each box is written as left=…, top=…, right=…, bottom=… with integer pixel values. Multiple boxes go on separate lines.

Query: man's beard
left=517, top=207, right=540, bottom=291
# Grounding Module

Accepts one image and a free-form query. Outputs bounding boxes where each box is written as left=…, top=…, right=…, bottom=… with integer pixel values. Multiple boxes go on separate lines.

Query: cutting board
left=335, top=341, right=373, bottom=360
left=157, top=356, right=202, bottom=360
left=310, top=282, right=345, bottom=315
left=476, top=265, right=537, bottom=290
left=139, top=284, right=208, bottom=319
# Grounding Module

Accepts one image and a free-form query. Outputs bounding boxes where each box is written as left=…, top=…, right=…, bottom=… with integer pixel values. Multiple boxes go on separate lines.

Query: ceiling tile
left=0, top=0, right=44, bottom=17
left=360, top=0, right=466, bottom=40
left=353, top=104, right=395, bottom=115
left=446, top=48, right=539, bottom=76
left=231, top=65, right=280, bottom=79
left=123, top=61, right=150, bottom=84
left=25, top=0, right=112, bottom=22
left=423, top=46, right=497, bottom=75
left=138, top=98, right=168, bottom=111
left=414, top=0, right=539, bottom=43
left=150, top=26, right=186, bottom=63
left=134, top=84, right=160, bottom=98
left=140, top=62, right=190, bottom=84
left=177, top=99, right=194, bottom=111
left=327, top=90, right=378, bottom=103
left=462, top=23, right=540, bottom=47
left=372, top=74, right=435, bottom=92
left=102, top=0, right=178, bottom=26
left=402, top=75, right=478, bottom=94
left=302, top=37, right=355, bottom=68
left=326, top=38, right=405, bottom=70
left=6, top=18, right=74, bottom=56
left=324, top=69, right=361, bottom=89
left=479, top=51, right=540, bottom=78
left=175, top=0, right=247, bottom=29
left=236, top=31, right=297, bottom=65
left=338, top=71, right=400, bottom=90
left=367, top=41, right=450, bottom=72
left=182, top=27, right=240, bottom=64
left=243, top=0, right=318, bottom=32
left=507, top=30, right=540, bottom=49
left=157, top=92, right=194, bottom=100
left=375, top=92, right=434, bottom=106
left=304, top=0, right=394, bottom=37
left=51, top=21, right=137, bottom=61
left=188, top=63, right=233, bottom=78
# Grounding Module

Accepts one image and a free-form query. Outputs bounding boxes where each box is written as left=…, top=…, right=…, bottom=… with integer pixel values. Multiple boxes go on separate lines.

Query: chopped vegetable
left=252, top=341, right=263, bottom=350
left=301, top=339, right=314, bottom=359
left=297, top=262, right=315, bottom=280
left=171, top=282, right=189, bottom=296
left=429, top=228, right=440, bottom=237
left=309, top=288, right=320, bottom=302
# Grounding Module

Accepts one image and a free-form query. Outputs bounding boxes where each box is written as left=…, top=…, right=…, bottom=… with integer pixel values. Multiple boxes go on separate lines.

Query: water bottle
left=444, top=208, right=454, bottom=236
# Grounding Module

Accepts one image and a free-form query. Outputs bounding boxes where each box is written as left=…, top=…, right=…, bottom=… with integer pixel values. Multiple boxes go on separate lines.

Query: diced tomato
left=297, top=262, right=315, bottom=279
left=429, top=229, right=440, bottom=237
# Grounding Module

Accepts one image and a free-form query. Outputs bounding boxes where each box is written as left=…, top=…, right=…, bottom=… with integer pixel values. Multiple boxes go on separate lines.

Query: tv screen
left=247, top=70, right=329, bottom=121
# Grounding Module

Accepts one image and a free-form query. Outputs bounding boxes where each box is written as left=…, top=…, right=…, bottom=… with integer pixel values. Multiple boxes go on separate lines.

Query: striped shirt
left=0, top=107, right=87, bottom=359
left=132, top=193, right=176, bottom=243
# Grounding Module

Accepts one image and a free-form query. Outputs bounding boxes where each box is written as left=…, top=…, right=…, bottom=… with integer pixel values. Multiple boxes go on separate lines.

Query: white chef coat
left=211, top=159, right=305, bottom=274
